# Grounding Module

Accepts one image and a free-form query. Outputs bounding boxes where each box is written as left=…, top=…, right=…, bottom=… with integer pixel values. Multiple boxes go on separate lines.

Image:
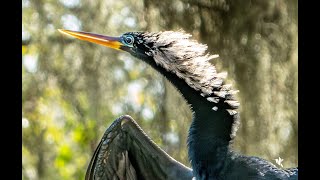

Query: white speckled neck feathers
left=141, top=31, right=239, bottom=117
left=144, top=31, right=221, bottom=95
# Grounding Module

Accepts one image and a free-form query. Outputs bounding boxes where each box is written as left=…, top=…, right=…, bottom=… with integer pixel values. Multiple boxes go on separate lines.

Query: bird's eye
left=123, top=35, right=134, bottom=47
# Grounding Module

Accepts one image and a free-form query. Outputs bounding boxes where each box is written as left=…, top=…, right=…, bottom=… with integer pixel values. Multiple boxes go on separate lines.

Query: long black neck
left=137, top=54, right=236, bottom=179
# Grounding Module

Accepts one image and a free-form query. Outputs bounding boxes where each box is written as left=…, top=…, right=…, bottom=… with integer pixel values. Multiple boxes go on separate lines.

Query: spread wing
left=85, top=115, right=193, bottom=180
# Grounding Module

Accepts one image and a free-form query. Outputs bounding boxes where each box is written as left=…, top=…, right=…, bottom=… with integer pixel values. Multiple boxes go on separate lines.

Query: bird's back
left=220, top=153, right=298, bottom=180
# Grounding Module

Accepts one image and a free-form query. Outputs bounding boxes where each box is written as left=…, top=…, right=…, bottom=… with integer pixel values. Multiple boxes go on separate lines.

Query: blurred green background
left=22, top=0, right=298, bottom=179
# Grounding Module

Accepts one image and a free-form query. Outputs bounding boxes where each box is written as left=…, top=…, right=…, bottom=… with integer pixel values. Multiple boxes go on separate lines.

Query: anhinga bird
left=59, top=29, right=298, bottom=180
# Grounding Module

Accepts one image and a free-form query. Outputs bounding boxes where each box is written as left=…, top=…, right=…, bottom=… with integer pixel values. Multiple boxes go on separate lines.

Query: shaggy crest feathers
left=143, top=31, right=239, bottom=116
left=144, top=31, right=220, bottom=95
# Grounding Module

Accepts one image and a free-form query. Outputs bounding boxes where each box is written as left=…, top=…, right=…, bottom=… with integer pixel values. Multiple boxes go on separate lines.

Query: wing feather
left=85, top=115, right=193, bottom=180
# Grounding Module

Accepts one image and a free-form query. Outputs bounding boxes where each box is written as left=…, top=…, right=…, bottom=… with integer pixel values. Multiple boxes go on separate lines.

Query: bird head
left=58, top=29, right=222, bottom=95
left=58, top=29, right=153, bottom=60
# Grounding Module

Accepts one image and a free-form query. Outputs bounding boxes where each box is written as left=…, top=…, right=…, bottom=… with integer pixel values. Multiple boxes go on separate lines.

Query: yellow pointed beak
left=58, top=29, right=123, bottom=50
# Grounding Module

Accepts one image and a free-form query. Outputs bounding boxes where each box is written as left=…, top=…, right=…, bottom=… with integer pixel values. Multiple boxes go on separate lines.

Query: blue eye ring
left=122, top=35, right=134, bottom=47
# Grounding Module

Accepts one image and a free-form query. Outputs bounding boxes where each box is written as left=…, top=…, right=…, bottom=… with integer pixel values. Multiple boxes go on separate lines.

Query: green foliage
left=22, top=0, right=297, bottom=179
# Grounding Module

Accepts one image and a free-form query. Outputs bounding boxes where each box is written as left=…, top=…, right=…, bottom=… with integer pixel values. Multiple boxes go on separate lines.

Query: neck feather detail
left=145, top=31, right=222, bottom=95
left=144, top=31, right=239, bottom=120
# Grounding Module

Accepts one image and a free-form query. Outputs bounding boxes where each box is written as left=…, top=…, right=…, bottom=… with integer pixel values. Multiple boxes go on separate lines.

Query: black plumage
left=85, top=115, right=193, bottom=180
left=59, top=29, right=298, bottom=180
